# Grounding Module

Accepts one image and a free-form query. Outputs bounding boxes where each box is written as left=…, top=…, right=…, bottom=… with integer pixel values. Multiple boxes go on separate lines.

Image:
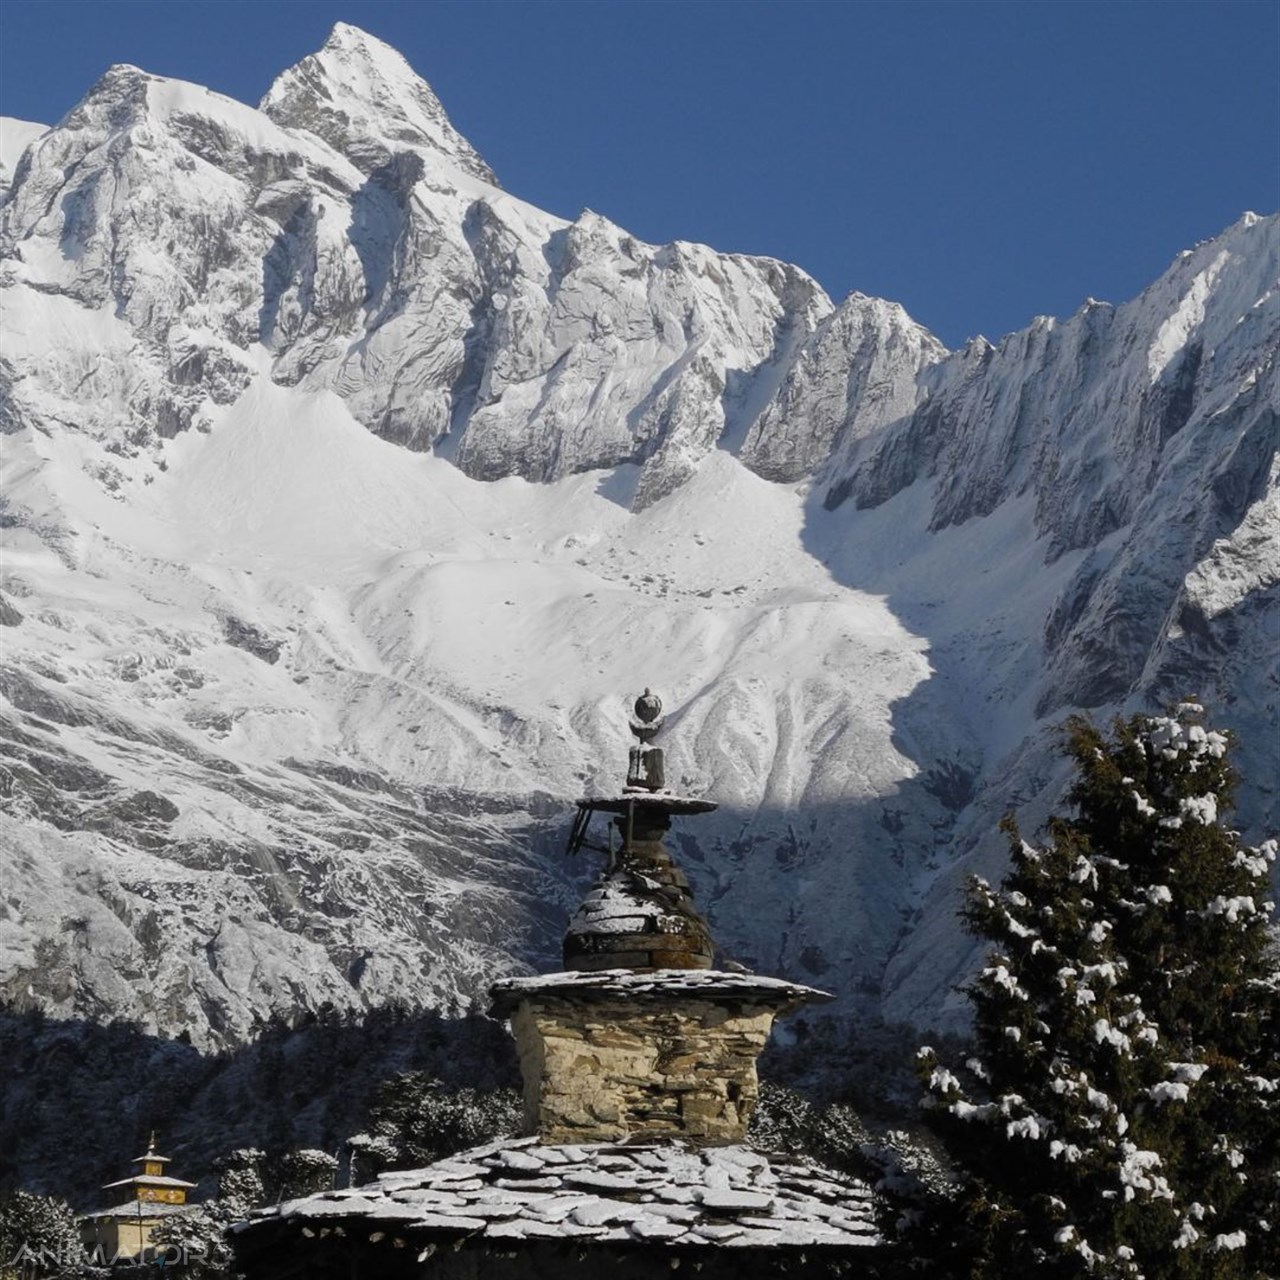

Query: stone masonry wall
left=510, top=995, right=779, bottom=1143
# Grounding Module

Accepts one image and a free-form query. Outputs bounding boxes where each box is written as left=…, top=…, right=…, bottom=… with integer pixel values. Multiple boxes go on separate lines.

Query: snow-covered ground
left=0, top=365, right=942, bottom=1040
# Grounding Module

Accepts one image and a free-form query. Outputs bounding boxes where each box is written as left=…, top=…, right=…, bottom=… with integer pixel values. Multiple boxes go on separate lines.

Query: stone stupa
left=494, top=686, right=827, bottom=1147
left=235, top=690, right=886, bottom=1279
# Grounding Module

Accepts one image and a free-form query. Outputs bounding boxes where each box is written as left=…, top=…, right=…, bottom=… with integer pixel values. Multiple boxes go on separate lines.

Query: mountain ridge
left=0, top=25, right=1275, bottom=1051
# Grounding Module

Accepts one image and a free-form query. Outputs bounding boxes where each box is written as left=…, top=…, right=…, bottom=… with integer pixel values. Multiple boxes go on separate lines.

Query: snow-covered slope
left=809, top=212, right=1280, bottom=1024
left=260, top=23, right=498, bottom=184
left=0, top=117, right=46, bottom=198
left=1, top=25, right=1275, bottom=1047
left=0, top=367, right=948, bottom=1042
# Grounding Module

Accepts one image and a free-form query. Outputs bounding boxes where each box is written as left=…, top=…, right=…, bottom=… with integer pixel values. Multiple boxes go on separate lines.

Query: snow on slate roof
left=82, top=1201, right=193, bottom=1221
left=248, top=1137, right=880, bottom=1250
left=101, top=1174, right=197, bottom=1190
left=577, top=792, right=718, bottom=815
left=489, top=968, right=832, bottom=1016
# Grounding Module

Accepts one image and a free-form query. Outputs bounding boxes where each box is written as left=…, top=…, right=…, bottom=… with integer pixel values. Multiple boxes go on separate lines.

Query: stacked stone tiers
left=492, top=970, right=831, bottom=1145
left=564, top=792, right=717, bottom=972
left=231, top=697, right=888, bottom=1278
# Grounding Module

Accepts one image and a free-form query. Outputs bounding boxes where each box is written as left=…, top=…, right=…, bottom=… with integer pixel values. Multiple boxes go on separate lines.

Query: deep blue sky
left=3, top=0, right=1277, bottom=347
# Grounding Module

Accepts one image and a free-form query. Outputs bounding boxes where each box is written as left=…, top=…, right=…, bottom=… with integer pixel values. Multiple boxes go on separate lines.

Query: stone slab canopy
left=235, top=1136, right=881, bottom=1279
left=493, top=688, right=831, bottom=1145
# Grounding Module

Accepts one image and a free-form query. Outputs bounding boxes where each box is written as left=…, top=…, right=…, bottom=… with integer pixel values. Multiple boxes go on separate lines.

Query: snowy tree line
left=0, top=1005, right=517, bottom=1205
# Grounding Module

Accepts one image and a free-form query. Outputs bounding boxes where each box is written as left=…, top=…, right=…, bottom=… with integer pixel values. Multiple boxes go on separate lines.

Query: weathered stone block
left=511, top=993, right=787, bottom=1144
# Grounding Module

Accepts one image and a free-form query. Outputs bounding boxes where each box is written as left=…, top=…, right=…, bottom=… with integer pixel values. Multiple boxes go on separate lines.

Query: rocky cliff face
left=823, top=212, right=1278, bottom=796
left=804, top=213, right=1279, bottom=1022
left=0, top=26, right=936, bottom=504
left=741, top=293, right=947, bottom=483
left=0, top=24, right=1275, bottom=1047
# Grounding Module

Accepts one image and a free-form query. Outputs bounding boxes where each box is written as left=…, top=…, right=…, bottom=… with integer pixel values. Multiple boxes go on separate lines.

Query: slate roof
left=102, top=1174, right=197, bottom=1190
left=245, top=1136, right=880, bottom=1251
left=489, top=967, right=832, bottom=1017
left=81, top=1200, right=193, bottom=1221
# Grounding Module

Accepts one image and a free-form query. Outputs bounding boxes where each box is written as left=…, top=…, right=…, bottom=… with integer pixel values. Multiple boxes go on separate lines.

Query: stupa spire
left=562, top=688, right=716, bottom=971
left=487, top=687, right=831, bottom=1146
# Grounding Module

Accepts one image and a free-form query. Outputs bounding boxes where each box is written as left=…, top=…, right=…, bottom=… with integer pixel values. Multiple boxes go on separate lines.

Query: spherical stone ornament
left=629, top=688, right=666, bottom=743
left=634, top=688, right=662, bottom=724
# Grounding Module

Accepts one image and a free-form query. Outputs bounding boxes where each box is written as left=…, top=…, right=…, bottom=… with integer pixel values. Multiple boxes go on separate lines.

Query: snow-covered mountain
left=1, top=25, right=1275, bottom=1049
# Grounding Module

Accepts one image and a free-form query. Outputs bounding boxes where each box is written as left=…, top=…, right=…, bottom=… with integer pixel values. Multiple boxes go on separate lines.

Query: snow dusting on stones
left=245, top=1137, right=880, bottom=1250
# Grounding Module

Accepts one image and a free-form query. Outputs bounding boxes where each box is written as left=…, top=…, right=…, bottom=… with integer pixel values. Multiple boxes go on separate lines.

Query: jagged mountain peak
left=260, top=21, right=497, bottom=185
left=57, top=62, right=151, bottom=126
left=42, top=58, right=352, bottom=180
left=325, top=19, right=393, bottom=49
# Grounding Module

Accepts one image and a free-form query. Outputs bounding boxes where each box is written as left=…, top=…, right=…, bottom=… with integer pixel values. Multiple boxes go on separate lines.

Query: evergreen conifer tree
left=917, top=705, right=1278, bottom=1279
left=0, top=1190, right=88, bottom=1278
left=346, top=1074, right=520, bottom=1180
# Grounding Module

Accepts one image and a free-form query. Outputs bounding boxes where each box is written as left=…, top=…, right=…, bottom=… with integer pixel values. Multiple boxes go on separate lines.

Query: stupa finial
left=562, top=687, right=716, bottom=971
left=626, top=687, right=666, bottom=790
